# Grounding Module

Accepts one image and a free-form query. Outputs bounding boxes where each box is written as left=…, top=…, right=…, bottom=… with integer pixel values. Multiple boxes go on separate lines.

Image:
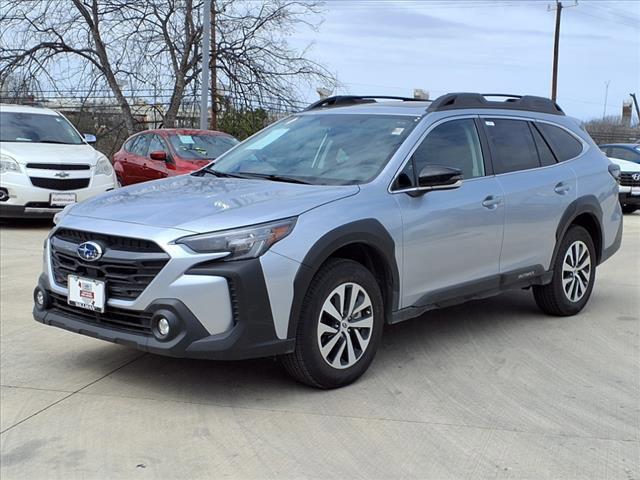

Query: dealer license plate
left=68, top=275, right=106, bottom=313
left=631, top=186, right=640, bottom=195
left=50, top=192, right=77, bottom=207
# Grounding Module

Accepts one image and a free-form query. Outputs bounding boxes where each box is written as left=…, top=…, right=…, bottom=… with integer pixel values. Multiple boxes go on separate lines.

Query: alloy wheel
left=316, top=282, right=374, bottom=369
left=561, top=240, right=591, bottom=303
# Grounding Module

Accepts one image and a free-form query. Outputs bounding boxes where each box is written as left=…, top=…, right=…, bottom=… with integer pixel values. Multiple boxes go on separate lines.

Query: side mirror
left=409, top=165, right=462, bottom=196
left=149, top=150, right=167, bottom=161
left=83, top=133, right=97, bottom=144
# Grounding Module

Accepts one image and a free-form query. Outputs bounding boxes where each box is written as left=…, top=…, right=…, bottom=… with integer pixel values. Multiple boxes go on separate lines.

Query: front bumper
left=619, top=191, right=640, bottom=207
left=33, top=254, right=295, bottom=360
left=0, top=170, right=116, bottom=218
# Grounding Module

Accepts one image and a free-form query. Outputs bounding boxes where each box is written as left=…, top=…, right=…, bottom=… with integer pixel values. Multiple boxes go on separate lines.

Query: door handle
left=482, top=195, right=502, bottom=209
left=554, top=182, right=571, bottom=195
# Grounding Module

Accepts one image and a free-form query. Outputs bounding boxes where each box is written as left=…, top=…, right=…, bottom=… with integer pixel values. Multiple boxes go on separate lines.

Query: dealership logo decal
left=77, top=242, right=103, bottom=262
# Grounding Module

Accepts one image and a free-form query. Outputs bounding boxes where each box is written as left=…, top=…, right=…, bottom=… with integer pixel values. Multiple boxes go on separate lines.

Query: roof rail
left=305, top=95, right=425, bottom=111
left=427, top=92, right=565, bottom=116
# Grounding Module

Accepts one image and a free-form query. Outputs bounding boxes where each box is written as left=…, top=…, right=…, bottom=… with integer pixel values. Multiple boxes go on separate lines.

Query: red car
left=113, top=128, right=239, bottom=186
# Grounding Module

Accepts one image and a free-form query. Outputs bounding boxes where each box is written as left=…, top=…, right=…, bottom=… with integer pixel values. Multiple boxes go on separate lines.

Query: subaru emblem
left=77, top=241, right=103, bottom=262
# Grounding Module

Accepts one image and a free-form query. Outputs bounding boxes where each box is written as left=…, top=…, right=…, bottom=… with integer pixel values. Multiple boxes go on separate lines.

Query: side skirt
left=390, top=266, right=553, bottom=325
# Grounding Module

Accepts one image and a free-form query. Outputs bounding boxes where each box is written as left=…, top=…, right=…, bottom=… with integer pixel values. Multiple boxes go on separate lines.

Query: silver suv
left=33, top=93, right=623, bottom=388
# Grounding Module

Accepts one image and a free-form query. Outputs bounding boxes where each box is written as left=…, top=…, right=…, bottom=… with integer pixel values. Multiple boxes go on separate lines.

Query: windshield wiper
left=236, top=172, right=311, bottom=184
left=194, top=168, right=251, bottom=179
left=39, top=140, right=76, bottom=144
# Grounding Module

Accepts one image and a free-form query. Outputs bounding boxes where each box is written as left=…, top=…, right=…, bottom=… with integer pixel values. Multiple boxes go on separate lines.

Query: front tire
left=533, top=225, right=596, bottom=316
left=281, top=258, right=384, bottom=389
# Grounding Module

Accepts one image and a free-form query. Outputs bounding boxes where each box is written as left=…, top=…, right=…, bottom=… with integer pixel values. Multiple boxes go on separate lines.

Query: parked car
left=113, top=128, right=239, bottom=186
left=0, top=104, right=117, bottom=218
left=607, top=156, right=640, bottom=214
left=599, top=143, right=640, bottom=164
left=34, top=93, right=622, bottom=388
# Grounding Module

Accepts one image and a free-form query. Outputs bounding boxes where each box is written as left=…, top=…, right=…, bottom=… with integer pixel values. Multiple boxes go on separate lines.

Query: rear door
left=128, top=133, right=151, bottom=184
left=482, top=117, right=579, bottom=275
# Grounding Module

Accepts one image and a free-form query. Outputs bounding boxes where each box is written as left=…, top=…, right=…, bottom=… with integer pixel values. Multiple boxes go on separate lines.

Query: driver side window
left=413, top=119, right=485, bottom=180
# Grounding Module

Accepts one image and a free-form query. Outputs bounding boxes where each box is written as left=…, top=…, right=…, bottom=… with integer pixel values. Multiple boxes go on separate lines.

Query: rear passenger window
left=531, top=124, right=557, bottom=167
left=132, top=134, right=150, bottom=157
left=483, top=119, right=540, bottom=174
left=536, top=123, right=583, bottom=161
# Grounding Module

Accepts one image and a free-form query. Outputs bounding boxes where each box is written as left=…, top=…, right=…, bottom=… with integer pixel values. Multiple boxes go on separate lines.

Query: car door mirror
left=417, top=165, right=463, bottom=190
left=149, top=151, right=167, bottom=161
left=83, top=133, right=97, bottom=144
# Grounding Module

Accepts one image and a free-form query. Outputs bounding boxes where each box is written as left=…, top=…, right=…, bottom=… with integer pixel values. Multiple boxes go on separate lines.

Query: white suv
left=0, top=104, right=117, bottom=218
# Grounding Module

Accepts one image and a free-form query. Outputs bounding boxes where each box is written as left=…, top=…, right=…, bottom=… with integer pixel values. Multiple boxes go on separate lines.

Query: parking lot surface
left=1, top=215, right=639, bottom=479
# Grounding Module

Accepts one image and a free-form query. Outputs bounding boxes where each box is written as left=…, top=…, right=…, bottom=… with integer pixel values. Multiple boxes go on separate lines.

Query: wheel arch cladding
left=554, top=195, right=603, bottom=265
left=287, top=219, right=399, bottom=338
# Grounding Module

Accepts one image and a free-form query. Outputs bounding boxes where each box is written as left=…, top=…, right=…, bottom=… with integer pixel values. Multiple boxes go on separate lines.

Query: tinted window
left=610, top=147, right=640, bottom=162
left=483, top=118, right=539, bottom=174
left=531, top=124, right=557, bottom=167
left=212, top=114, right=418, bottom=185
left=537, top=123, right=583, bottom=161
left=412, top=119, right=485, bottom=180
left=0, top=111, right=83, bottom=144
left=132, top=134, right=150, bottom=156
left=148, top=134, right=168, bottom=157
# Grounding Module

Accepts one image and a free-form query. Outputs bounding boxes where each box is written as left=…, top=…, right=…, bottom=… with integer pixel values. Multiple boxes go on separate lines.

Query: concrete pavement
left=1, top=215, right=639, bottom=479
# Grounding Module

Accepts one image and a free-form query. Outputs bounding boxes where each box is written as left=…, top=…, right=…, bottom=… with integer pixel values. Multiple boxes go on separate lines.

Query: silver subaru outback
left=34, top=93, right=623, bottom=388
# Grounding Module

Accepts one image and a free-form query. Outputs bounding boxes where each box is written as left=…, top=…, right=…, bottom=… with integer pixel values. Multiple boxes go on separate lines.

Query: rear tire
left=281, top=258, right=384, bottom=389
left=533, top=225, right=596, bottom=316
left=622, top=205, right=638, bottom=214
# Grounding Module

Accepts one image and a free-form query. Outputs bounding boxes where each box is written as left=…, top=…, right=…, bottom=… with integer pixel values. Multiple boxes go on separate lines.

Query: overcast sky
left=290, top=0, right=640, bottom=121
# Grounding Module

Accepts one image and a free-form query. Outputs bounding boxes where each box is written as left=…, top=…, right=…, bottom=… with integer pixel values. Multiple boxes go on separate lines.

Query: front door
left=393, top=117, right=505, bottom=308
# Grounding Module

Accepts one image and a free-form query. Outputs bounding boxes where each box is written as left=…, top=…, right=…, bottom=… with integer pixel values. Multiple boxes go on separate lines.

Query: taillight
left=608, top=163, right=621, bottom=183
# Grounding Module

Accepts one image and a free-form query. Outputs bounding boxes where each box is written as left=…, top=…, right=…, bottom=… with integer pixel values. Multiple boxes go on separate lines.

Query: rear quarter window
left=536, top=123, right=583, bottom=161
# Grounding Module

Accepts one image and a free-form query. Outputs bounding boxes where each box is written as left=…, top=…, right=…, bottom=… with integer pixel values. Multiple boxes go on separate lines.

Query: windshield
left=168, top=133, right=239, bottom=160
left=209, top=114, right=419, bottom=185
left=0, top=111, right=84, bottom=144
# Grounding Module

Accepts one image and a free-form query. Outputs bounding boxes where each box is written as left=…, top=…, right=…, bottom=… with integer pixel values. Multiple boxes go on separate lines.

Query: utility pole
left=210, top=1, right=217, bottom=130
left=199, top=0, right=211, bottom=130
left=603, top=80, right=610, bottom=120
left=630, top=93, right=640, bottom=127
left=548, top=1, right=577, bottom=102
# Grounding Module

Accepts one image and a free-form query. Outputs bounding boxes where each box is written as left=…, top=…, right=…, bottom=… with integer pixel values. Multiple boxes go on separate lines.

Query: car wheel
left=621, top=205, right=638, bottom=214
left=281, top=258, right=384, bottom=388
left=533, top=225, right=596, bottom=316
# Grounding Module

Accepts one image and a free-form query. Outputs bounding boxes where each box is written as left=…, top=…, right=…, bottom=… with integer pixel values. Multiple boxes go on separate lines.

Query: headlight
left=0, top=154, right=21, bottom=174
left=94, top=157, right=113, bottom=175
left=53, top=204, right=74, bottom=225
left=176, top=217, right=297, bottom=260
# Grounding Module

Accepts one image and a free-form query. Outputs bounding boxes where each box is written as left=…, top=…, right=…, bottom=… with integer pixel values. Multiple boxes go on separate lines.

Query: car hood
left=67, top=174, right=360, bottom=232
left=0, top=142, right=102, bottom=165
left=608, top=156, right=640, bottom=172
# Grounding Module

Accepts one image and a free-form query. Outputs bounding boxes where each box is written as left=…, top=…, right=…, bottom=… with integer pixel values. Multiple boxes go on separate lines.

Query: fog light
left=36, top=290, right=44, bottom=306
left=33, top=287, right=49, bottom=310
left=157, top=317, right=170, bottom=337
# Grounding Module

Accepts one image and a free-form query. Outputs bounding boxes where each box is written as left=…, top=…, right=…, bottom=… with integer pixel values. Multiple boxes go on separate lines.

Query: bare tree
left=0, top=0, right=335, bottom=134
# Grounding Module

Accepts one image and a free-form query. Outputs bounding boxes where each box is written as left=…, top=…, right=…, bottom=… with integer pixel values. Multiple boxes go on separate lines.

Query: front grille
left=30, top=177, right=90, bottom=191
left=50, top=229, right=169, bottom=301
left=27, top=163, right=90, bottom=170
left=49, top=292, right=152, bottom=335
left=620, top=173, right=640, bottom=187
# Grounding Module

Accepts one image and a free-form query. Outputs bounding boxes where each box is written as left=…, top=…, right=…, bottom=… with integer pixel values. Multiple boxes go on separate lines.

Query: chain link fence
left=0, top=90, right=307, bottom=157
